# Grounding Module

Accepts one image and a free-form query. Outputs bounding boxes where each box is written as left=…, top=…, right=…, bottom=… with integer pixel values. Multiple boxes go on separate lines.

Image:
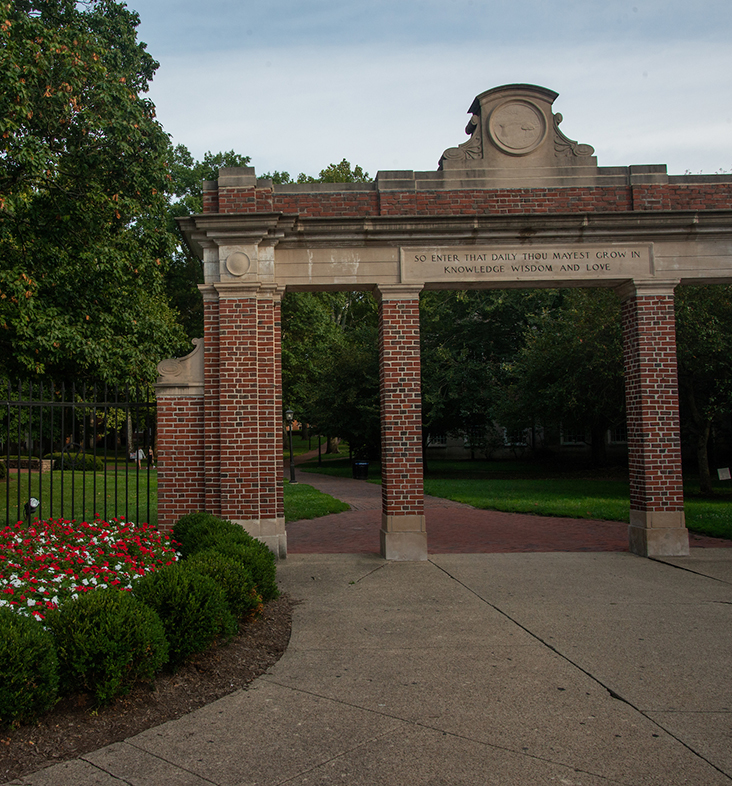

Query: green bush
left=46, top=451, right=105, bottom=471
left=0, top=609, right=59, bottom=727
left=44, top=588, right=167, bottom=706
left=133, top=563, right=236, bottom=669
left=172, top=512, right=279, bottom=601
left=207, top=540, right=279, bottom=602
left=172, top=511, right=256, bottom=558
left=183, top=550, right=262, bottom=620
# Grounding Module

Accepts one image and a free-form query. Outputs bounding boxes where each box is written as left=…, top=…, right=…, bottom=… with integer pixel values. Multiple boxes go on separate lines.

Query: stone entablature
left=179, top=212, right=732, bottom=292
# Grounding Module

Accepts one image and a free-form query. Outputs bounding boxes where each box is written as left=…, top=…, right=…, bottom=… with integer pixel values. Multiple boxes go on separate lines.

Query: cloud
left=147, top=39, right=731, bottom=177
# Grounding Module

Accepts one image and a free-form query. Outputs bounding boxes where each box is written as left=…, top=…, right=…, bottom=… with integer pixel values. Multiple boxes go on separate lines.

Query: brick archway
left=156, top=84, right=732, bottom=560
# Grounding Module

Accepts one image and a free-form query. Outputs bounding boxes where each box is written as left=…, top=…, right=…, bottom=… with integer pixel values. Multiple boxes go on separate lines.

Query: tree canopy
left=261, top=159, right=371, bottom=185
left=0, top=0, right=185, bottom=384
left=165, top=146, right=252, bottom=341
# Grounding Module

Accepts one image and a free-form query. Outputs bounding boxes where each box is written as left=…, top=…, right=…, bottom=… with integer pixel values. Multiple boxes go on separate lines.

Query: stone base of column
left=380, top=515, right=428, bottom=561
left=628, top=510, right=689, bottom=557
left=232, top=517, right=288, bottom=559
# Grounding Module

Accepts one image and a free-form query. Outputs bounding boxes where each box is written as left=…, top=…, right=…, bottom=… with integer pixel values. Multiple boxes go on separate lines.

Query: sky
left=126, top=0, right=732, bottom=179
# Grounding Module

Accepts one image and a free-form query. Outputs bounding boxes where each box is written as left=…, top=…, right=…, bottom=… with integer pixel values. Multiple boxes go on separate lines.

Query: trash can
left=352, top=461, right=369, bottom=480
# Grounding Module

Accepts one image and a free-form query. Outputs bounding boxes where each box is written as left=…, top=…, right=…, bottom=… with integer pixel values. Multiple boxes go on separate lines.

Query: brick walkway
left=287, top=459, right=732, bottom=554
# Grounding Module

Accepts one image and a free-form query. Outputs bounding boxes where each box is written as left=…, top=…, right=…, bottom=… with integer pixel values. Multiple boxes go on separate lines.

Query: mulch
left=0, top=594, right=296, bottom=784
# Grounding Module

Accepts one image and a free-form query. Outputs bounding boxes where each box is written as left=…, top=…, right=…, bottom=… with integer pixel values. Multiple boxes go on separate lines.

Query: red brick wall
left=218, top=293, right=260, bottom=520
left=621, top=293, right=684, bottom=512
left=256, top=291, right=284, bottom=520
left=157, top=396, right=205, bottom=530
left=203, top=293, right=221, bottom=515
left=379, top=295, right=424, bottom=518
left=203, top=183, right=732, bottom=218
left=632, top=183, right=732, bottom=211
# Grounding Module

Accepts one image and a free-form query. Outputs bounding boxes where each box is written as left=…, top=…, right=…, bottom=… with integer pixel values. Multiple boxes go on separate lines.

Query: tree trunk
left=590, top=423, right=608, bottom=467
left=325, top=436, right=340, bottom=454
left=697, top=419, right=714, bottom=495
left=685, top=383, right=715, bottom=495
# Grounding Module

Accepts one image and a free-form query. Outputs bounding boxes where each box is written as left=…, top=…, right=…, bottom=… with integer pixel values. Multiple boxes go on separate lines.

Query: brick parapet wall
left=202, top=183, right=732, bottom=218
left=621, top=294, right=684, bottom=512
left=378, top=296, right=424, bottom=518
left=157, top=396, right=205, bottom=530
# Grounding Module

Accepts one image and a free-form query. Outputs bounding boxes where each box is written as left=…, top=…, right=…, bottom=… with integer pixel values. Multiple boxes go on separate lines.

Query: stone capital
left=375, top=284, right=424, bottom=303
left=615, top=279, right=679, bottom=301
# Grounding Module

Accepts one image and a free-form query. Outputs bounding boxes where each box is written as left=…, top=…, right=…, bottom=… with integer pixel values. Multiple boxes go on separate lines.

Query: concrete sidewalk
left=9, top=550, right=732, bottom=785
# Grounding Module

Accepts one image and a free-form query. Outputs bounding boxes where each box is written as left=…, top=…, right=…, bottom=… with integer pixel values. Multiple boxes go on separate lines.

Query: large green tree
left=0, top=0, right=185, bottom=384
left=166, top=146, right=252, bottom=341
left=675, top=285, right=732, bottom=494
left=282, top=291, right=380, bottom=456
left=420, top=288, right=556, bottom=457
left=503, top=288, right=625, bottom=466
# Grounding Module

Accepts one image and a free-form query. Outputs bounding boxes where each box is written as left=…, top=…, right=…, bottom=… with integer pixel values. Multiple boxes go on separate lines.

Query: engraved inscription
left=402, top=245, right=652, bottom=283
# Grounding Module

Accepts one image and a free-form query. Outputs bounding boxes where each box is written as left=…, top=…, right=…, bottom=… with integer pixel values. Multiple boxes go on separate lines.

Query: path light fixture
left=286, top=409, right=297, bottom=485
left=24, top=496, right=40, bottom=522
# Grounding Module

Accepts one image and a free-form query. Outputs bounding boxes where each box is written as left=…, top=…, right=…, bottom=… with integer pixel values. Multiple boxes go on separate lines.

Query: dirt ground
left=0, top=594, right=296, bottom=784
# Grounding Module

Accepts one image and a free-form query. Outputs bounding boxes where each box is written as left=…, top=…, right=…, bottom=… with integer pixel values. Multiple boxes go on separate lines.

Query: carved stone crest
left=438, top=84, right=596, bottom=185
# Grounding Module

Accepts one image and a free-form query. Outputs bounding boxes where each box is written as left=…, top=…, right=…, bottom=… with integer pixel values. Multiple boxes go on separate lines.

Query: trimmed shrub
left=133, top=563, right=236, bottom=669
left=172, top=511, right=255, bottom=559
left=0, top=609, right=59, bottom=727
left=183, top=550, right=262, bottom=620
left=44, top=588, right=167, bottom=706
left=46, top=452, right=105, bottom=471
left=172, top=512, right=279, bottom=601
left=207, top=540, right=279, bottom=602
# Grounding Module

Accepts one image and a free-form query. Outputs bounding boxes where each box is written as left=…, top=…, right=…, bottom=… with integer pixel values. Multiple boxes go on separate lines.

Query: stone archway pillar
left=376, top=285, right=427, bottom=560
left=179, top=282, right=286, bottom=557
left=617, top=281, right=689, bottom=557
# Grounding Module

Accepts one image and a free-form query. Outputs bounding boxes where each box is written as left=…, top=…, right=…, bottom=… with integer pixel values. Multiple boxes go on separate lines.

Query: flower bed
left=0, top=512, right=277, bottom=727
left=0, top=518, right=178, bottom=621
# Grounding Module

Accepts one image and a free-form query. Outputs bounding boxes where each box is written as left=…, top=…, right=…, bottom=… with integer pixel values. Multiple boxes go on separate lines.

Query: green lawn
left=2, top=470, right=349, bottom=528
left=1, top=470, right=157, bottom=527
left=282, top=433, right=330, bottom=460
left=283, top=479, right=349, bottom=522
left=301, top=458, right=732, bottom=541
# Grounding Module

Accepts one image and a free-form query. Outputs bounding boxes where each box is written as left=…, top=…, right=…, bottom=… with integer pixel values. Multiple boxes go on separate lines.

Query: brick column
left=618, top=281, right=689, bottom=556
left=215, top=283, right=261, bottom=526
left=253, top=285, right=286, bottom=557
left=200, top=286, right=221, bottom=515
left=376, top=285, right=426, bottom=560
left=155, top=340, right=205, bottom=530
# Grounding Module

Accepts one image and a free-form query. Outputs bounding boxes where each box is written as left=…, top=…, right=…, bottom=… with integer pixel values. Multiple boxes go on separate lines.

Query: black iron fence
left=1, top=381, right=157, bottom=527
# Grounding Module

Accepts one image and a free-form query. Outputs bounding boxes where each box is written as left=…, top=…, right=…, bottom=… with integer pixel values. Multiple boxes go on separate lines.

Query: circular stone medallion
left=488, top=100, right=547, bottom=156
left=225, top=251, right=251, bottom=277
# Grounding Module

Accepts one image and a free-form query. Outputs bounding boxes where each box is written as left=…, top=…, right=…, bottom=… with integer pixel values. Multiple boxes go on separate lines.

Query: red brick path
left=287, top=469, right=732, bottom=554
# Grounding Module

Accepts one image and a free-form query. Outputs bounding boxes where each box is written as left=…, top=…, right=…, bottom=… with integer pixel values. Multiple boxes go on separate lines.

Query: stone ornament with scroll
left=439, top=84, right=598, bottom=187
